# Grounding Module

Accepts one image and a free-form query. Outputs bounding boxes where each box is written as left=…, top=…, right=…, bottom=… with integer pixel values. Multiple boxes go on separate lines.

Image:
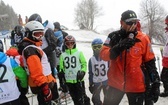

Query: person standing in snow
left=160, top=15, right=168, bottom=97
left=0, top=51, right=27, bottom=105
left=28, top=13, right=59, bottom=102
left=6, top=47, right=29, bottom=105
left=18, top=21, right=54, bottom=105
left=88, top=38, right=109, bottom=105
left=100, top=10, right=160, bottom=105
left=59, top=35, right=91, bottom=105
left=10, top=25, right=25, bottom=47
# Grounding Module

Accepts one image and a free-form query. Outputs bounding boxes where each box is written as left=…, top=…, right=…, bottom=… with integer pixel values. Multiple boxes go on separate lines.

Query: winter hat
left=54, top=22, right=61, bottom=30
left=121, top=10, right=139, bottom=22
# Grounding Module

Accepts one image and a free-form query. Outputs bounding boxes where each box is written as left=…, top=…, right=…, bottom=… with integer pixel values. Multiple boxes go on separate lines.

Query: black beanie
left=54, top=22, right=61, bottom=29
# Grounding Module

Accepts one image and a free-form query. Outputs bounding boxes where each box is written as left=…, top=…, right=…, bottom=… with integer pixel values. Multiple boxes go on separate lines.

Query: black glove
left=58, top=71, right=65, bottom=80
left=118, top=38, right=135, bottom=49
left=55, top=48, right=62, bottom=57
left=40, top=83, right=52, bottom=102
left=76, top=71, right=85, bottom=82
left=89, top=83, right=94, bottom=94
left=150, top=82, right=160, bottom=103
left=110, top=38, right=135, bottom=59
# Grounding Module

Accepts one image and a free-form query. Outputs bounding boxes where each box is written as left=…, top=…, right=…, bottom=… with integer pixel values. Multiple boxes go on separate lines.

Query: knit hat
left=121, top=10, right=139, bottom=22
left=54, top=22, right=61, bottom=30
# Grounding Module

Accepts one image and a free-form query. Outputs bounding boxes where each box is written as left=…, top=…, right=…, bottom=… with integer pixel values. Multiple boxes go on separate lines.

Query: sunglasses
left=92, top=44, right=102, bottom=50
left=125, top=21, right=137, bottom=25
left=65, top=41, right=75, bottom=46
left=32, top=31, right=44, bottom=40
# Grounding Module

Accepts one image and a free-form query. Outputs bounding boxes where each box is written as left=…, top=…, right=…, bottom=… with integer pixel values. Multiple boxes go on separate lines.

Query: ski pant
left=16, top=80, right=30, bottom=105
left=103, top=86, right=144, bottom=105
left=92, top=84, right=107, bottom=105
left=51, top=82, right=59, bottom=100
left=57, top=65, right=69, bottom=92
left=0, top=98, right=21, bottom=105
left=66, top=81, right=91, bottom=105
left=37, top=93, right=51, bottom=105
left=161, top=67, right=168, bottom=92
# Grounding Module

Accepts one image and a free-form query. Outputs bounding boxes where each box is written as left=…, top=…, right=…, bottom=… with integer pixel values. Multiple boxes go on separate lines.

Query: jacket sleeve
left=26, top=55, right=47, bottom=86
left=10, top=58, right=28, bottom=88
left=100, top=32, right=117, bottom=61
left=79, top=51, right=87, bottom=72
left=59, top=54, right=64, bottom=72
left=24, top=47, right=48, bottom=86
left=142, top=34, right=160, bottom=83
left=43, top=28, right=57, bottom=55
left=88, top=58, right=93, bottom=84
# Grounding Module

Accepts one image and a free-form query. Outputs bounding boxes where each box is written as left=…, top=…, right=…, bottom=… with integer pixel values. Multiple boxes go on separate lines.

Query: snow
left=1, top=30, right=167, bottom=105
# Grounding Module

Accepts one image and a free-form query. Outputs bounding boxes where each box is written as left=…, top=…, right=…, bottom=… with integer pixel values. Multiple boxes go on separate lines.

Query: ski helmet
left=25, top=21, right=44, bottom=41
left=92, top=38, right=103, bottom=45
left=64, top=35, right=76, bottom=49
left=28, top=13, right=42, bottom=23
left=91, top=38, right=103, bottom=56
left=14, top=25, right=24, bottom=35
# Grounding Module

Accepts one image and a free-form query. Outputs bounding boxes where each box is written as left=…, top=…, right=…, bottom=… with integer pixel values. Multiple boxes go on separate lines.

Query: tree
left=139, top=0, right=167, bottom=44
left=0, top=0, right=18, bottom=30
left=74, top=0, right=103, bottom=30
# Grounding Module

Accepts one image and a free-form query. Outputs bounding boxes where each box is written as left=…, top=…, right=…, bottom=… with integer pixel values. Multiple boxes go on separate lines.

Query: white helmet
left=25, top=21, right=44, bottom=41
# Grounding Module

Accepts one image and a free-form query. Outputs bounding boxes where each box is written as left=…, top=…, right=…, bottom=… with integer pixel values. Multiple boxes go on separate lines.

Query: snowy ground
left=1, top=30, right=168, bottom=105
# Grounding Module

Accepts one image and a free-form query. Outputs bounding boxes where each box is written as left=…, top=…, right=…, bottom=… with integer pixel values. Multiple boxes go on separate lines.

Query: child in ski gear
left=88, top=38, right=109, bottom=105
left=18, top=21, right=55, bottom=105
left=160, top=15, right=168, bottom=97
left=10, top=25, right=24, bottom=47
left=0, top=51, right=27, bottom=105
left=59, top=35, right=91, bottom=105
left=27, top=13, right=59, bottom=102
left=100, top=10, right=160, bottom=105
left=6, top=46, right=29, bottom=105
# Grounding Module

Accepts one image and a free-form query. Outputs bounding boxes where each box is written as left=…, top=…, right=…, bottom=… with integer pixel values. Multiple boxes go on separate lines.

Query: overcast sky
left=3, top=0, right=168, bottom=31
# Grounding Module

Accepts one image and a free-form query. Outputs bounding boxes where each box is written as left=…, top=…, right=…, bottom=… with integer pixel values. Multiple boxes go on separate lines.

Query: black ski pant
left=0, top=98, right=21, bottom=105
left=103, top=86, right=144, bottom=105
left=92, top=84, right=107, bottom=105
left=66, top=81, right=91, bottom=105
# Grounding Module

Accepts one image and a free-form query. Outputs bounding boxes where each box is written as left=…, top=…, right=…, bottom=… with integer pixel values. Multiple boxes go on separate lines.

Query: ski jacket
left=100, top=31, right=155, bottom=92
left=0, top=52, right=27, bottom=88
left=41, top=28, right=57, bottom=69
left=88, top=56, right=109, bottom=85
left=59, top=48, right=87, bottom=83
left=0, top=52, right=21, bottom=104
left=18, top=38, right=55, bottom=87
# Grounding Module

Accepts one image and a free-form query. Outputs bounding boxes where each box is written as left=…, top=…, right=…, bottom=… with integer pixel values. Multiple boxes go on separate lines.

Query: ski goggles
left=92, top=44, right=102, bottom=50
left=32, top=31, right=44, bottom=40
left=65, top=41, right=75, bottom=46
left=125, top=21, right=137, bottom=26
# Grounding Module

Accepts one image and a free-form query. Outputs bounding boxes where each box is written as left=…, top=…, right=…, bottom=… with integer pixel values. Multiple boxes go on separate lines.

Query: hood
left=0, top=52, right=7, bottom=64
left=43, top=20, right=54, bottom=31
left=6, top=47, right=19, bottom=56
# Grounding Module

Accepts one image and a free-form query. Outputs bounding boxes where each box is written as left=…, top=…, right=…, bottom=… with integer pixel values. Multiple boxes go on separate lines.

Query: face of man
left=121, top=20, right=138, bottom=33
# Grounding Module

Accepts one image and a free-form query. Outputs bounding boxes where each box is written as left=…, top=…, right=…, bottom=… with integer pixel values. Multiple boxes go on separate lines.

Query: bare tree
left=74, top=0, right=103, bottom=30
left=139, top=0, right=167, bottom=44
